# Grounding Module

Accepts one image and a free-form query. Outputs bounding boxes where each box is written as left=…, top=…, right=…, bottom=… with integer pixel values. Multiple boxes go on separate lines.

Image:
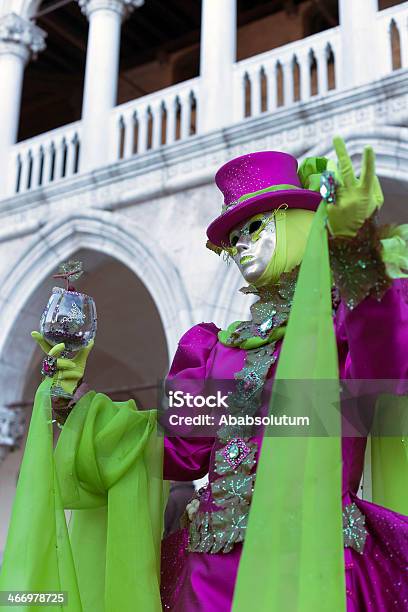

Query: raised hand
left=326, top=136, right=384, bottom=237
left=32, top=331, right=94, bottom=397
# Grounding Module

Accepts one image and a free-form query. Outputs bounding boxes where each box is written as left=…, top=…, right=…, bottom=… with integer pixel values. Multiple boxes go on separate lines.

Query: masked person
left=2, top=138, right=408, bottom=612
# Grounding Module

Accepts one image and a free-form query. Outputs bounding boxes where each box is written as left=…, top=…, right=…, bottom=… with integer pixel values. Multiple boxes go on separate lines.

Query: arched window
left=390, top=19, right=402, bottom=70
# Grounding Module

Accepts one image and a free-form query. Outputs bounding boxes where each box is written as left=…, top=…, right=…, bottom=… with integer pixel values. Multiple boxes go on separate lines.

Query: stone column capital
left=0, top=405, right=25, bottom=464
left=0, top=13, right=46, bottom=62
left=78, top=0, right=144, bottom=20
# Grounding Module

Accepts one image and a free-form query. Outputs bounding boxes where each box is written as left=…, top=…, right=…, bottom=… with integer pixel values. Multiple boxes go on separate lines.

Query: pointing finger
left=333, top=136, right=356, bottom=187
left=359, top=146, right=375, bottom=190
left=31, top=331, right=52, bottom=354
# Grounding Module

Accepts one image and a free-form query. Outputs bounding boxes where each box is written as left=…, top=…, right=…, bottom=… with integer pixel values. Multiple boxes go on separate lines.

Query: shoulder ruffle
left=167, top=323, right=220, bottom=380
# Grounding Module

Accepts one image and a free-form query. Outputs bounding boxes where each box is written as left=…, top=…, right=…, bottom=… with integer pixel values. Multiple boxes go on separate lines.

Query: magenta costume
left=157, top=149, right=408, bottom=611
left=160, top=280, right=408, bottom=612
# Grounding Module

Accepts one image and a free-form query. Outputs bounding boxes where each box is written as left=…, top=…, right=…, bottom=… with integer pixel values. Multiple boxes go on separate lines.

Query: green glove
left=32, top=331, right=94, bottom=397
left=327, top=136, right=384, bottom=237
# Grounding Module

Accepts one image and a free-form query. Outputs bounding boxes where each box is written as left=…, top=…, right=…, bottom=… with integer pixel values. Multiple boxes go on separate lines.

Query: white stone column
left=0, top=13, right=46, bottom=194
left=199, top=0, right=237, bottom=133
left=78, top=0, right=144, bottom=171
left=338, top=0, right=379, bottom=89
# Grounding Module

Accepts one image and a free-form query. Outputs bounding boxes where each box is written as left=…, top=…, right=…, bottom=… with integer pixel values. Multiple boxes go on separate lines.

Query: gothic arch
left=0, top=208, right=193, bottom=411
left=302, top=126, right=408, bottom=182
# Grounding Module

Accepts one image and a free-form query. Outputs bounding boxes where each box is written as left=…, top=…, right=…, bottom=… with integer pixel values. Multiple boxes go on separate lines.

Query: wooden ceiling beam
left=238, top=0, right=297, bottom=26
left=37, top=45, right=77, bottom=73
left=121, top=26, right=148, bottom=51
left=118, top=73, right=147, bottom=97
left=170, top=0, right=201, bottom=27
left=24, top=72, right=83, bottom=86
left=149, top=0, right=191, bottom=31
left=129, top=11, right=170, bottom=43
left=20, top=89, right=81, bottom=114
left=310, top=0, right=338, bottom=27
left=40, top=14, right=87, bottom=54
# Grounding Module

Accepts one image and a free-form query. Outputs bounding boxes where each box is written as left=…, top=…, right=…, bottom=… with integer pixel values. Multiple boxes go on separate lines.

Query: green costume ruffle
left=0, top=378, right=167, bottom=612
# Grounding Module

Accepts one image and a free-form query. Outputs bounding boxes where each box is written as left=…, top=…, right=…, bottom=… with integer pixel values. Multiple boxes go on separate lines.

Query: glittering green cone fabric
left=0, top=378, right=166, bottom=612
left=232, top=199, right=346, bottom=611
left=371, top=394, right=408, bottom=516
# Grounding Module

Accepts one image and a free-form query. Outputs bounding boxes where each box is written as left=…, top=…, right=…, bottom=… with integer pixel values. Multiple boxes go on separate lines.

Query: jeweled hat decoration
left=206, top=151, right=323, bottom=250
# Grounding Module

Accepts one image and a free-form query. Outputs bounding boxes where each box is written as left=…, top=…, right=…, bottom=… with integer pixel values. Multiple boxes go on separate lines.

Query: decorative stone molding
left=0, top=405, right=25, bottom=462
left=78, top=0, right=144, bottom=20
left=2, top=73, right=408, bottom=218
left=0, top=209, right=193, bottom=366
left=0, top=12, right=46, bottom=60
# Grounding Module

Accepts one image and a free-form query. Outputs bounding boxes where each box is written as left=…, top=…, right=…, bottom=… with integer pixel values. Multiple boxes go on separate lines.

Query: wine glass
left=39, top=261, right=97, bottom=399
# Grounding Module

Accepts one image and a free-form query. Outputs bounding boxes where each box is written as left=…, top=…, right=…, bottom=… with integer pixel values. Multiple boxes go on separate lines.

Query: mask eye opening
left=248, top=219, right=263, bottom=234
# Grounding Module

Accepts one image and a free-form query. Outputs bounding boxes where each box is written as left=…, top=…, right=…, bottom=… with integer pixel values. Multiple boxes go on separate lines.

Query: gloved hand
left=32, top=331, right=94, bottom=397
left=326, top=137, right=384, bottom=237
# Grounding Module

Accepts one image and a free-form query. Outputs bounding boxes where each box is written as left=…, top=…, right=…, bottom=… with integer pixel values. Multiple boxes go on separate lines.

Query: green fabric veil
left=0, top=377, right=167, bottom=612
left=232, top=153, right=408, bottom=610
left=371, top=394, right=408, bottom=516
left=232, top=161, right=347, bottom=610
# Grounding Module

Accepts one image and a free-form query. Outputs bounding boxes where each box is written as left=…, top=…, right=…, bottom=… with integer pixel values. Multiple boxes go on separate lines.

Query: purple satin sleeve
left=340, top=280, right=408, bottom=379
left=163, top=323, right=219, bottom=481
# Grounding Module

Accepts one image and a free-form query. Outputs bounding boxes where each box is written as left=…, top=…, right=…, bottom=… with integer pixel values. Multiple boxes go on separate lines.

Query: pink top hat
left=206, top=151, right=322, bottom=247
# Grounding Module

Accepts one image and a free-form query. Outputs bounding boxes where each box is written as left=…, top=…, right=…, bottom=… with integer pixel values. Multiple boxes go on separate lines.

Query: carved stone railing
left=6, top=121, right=82, bottom=197
left=110, top=77, right=200, bottom=163
left=232, top=27, right=341, bottom=122
left=2, top=1, right=408, bottom=200
left=377, top=1, right=408, bottom=73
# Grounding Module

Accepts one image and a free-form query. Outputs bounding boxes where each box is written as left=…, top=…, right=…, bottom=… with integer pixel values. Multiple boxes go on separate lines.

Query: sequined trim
left=329, top=214, right=391, bottom=309
left=221, top=438, right=251, bottom=469
left=217, top=344, right=277, bottom=442
left=224, top=268, right=298, bottom=346
left=217, top=270, right=296, bottom=443
left=214, top=441, right=257, bottom=477
left=188, top=441, right=257, bottom=554
left=189, top=272, right=299, bottom=554
left=188, top=504, right=249, bottom=554
left=343, top=502, right=368, bottom=554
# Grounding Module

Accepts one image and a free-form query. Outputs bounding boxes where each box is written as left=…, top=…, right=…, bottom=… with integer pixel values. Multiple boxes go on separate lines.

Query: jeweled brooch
left=41, top=355, right=57, bottom=378
left=343, top=502, right=368, bottom=554
left=320, top=170, right=337, bottom=204
left=222, top=438, right=251, bottom=469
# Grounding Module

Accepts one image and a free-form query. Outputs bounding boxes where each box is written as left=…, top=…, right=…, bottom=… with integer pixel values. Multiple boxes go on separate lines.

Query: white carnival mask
left=228, top=212, right=276, bottom=283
